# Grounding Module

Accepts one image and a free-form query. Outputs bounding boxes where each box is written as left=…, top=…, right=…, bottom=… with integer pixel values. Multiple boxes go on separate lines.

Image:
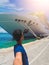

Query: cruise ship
left=0, top=12, right=49, bottom=39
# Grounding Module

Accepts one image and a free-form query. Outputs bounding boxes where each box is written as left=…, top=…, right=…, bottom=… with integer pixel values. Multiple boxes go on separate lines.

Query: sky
left=0, top=0, right=49, bottom=14
left=0, top=27, right=7, bottom=33
left=0, top=0, right=24, bottom=12
left=0, top=0, right=49, bottom=19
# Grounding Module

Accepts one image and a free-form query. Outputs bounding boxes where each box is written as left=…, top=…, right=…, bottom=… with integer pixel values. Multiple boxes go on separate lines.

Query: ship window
left=28, top=20, right=32, bottom=26
left=29, top=20, right=32, bottom=24
left=18, top=19, right=20, bottom=22
left=21, top=20, right=24, bottom=22
left=24, top=20, right=26, bottom=23
left=15, top=19, right=17, bottom=21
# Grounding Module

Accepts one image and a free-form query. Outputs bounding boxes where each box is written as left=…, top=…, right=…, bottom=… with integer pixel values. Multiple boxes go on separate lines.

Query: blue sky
left=0, top=0, right=49, bottom=13
left=0, top=27, right=7, bottom=33
left=0, top=0, right=49, bottom=18
left=0, top=0, right=25, bottom=12
left=0, top=0, right=49, bottom=14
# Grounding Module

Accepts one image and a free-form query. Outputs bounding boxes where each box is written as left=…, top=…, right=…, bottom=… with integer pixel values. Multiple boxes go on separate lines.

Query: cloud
left=0, top=4, right=24, bottom=12
left=0, top=2, right=24, bottom=12
left=0, top=0, right=24, bottom=12
left=4, top=4, right=24, bottom=11
left=0, top=0, right=9, bottom=4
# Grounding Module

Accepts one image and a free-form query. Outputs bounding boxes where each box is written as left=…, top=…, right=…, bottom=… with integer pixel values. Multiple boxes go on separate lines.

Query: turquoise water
left=0, top=30, right=37, bottom=49
left=0, top=38, right=37, bottom=49
left=0, top=33, right=12, bottom=41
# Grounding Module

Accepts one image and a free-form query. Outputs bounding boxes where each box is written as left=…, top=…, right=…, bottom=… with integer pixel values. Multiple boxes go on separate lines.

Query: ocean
left=0, top=32, right=37, bottom=49
left=0, top=38, right=36, bottom=49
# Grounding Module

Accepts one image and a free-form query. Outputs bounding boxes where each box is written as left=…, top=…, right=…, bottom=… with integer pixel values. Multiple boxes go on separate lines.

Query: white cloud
left=5, top=4, right=16, bottom=8
left=0, top=3, right=24, bottom=11
left=0, top=0, right=9, bottom=4
left=6, top=4, right=24, bottom=10
left=0, top=0, right=24, bottom=12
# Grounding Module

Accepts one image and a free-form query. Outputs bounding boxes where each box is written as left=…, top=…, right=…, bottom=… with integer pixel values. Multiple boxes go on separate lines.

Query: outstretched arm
left=13, top=52, right=23, bottom=65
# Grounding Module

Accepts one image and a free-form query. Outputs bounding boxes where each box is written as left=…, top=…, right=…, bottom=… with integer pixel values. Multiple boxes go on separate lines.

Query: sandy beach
left=0, top=37, right=49, bottom=65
